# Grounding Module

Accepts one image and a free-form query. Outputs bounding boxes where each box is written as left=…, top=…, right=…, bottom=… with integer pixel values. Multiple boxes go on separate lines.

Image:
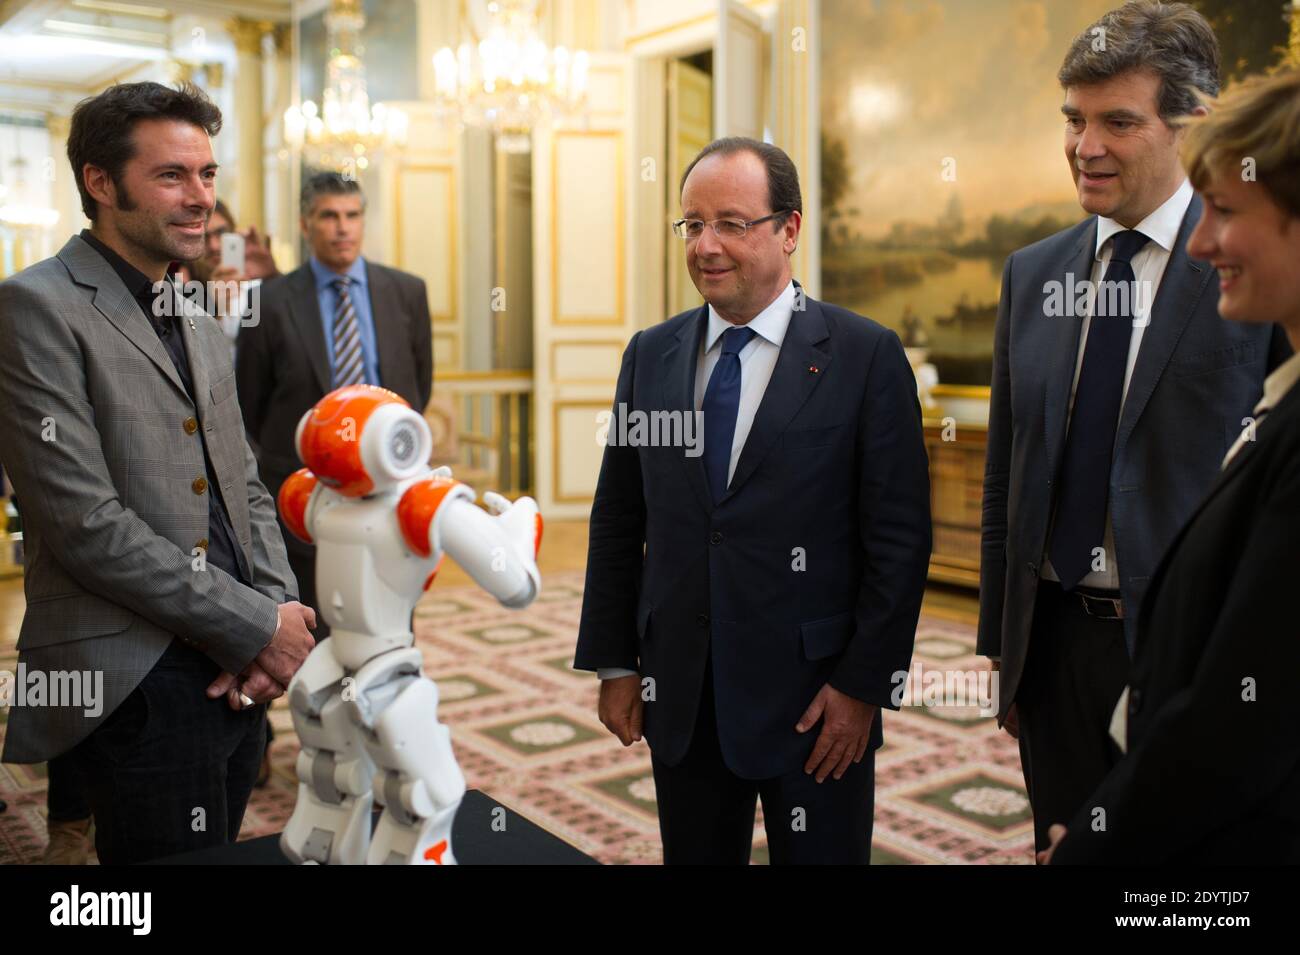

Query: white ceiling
left=0, top=0, right=295, bottom=115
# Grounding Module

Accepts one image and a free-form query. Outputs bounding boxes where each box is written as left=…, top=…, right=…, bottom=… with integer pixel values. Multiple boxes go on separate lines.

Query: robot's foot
left=280, top=786, right=374, bottom=865
left=367, top=802, right=460, bottom=865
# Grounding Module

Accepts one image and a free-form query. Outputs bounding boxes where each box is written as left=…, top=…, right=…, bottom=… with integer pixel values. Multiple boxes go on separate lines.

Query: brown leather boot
left=41, top=816, right=94, bottom=865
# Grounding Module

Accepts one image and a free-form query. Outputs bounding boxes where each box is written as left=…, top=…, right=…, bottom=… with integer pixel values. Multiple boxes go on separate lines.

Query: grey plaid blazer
left=0, top=235, right=296, bottom=763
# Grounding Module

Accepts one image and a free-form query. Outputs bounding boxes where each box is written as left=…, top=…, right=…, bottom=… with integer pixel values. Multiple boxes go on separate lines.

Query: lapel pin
left=809, top=365, right=819, bottom=374
left=187, top=316, right=196, bottom=332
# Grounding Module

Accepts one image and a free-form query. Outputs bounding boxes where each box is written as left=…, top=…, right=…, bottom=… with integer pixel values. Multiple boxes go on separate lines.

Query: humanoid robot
left=276, top=384, right=542, bottom=865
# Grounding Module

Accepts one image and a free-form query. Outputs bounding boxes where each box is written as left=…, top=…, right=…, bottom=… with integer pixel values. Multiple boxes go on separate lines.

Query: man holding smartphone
left=192, top=198, right=280, bottom=354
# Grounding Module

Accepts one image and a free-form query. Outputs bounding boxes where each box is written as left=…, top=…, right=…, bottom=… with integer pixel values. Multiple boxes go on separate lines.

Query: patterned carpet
left=0, top=572, right=1034, bottom=864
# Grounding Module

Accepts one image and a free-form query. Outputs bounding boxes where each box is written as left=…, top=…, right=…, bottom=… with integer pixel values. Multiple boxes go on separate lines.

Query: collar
left=1259, top=349, right=1300, bottom=414
left=79, top=228, right=155, bottom=299
left=1095, top=177, right=1193, bottom=260
left=310, top=254, right=368, bottom=291
left=705, top=280, right=796, bottom=353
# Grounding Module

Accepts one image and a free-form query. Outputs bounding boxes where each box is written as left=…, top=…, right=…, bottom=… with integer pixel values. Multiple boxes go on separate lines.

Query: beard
left=111, top=179, right=207, bottom=265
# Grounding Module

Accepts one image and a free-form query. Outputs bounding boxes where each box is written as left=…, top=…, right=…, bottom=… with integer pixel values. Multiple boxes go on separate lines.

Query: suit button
left=1027, top=562, right=1038, bottom=575
left=1129, top=688, right=1143, bottom=714
left=710, top=531, right=723, bottom=545
left=192, top=477, right=208, bottom=495
left=183, top=417, right=199, bottom=435
left=696, top=614, right=709, bottom=627
left=195, top=538, right=209, bottom=551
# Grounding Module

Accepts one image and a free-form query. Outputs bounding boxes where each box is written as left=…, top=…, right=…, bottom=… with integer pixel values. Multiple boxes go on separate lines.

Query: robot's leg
left=349, top=648, right=467, bottom=865
left=280, top=642, right=376, bottom=865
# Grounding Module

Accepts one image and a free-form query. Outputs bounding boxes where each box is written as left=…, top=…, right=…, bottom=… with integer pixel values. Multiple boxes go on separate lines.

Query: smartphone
left=221, top=231, right=246, bottom=272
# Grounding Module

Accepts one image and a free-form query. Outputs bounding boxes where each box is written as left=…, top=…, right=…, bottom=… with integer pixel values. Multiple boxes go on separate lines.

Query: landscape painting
left=818, top=0, right=1292, bottom=387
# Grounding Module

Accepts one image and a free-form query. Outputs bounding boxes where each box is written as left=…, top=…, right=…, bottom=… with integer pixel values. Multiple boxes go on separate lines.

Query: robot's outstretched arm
left=397, top=477, right=541, bottom=609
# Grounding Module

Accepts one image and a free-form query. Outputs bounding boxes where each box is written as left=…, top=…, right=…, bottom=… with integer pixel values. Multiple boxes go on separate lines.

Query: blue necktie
left=1049, top=229, right=1150, bottom=590
left=702, top=325, right=757, bottom=504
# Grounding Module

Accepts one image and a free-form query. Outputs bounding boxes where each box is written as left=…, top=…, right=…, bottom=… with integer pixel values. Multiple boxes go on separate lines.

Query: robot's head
left=295, top=384, right=432, bottom=497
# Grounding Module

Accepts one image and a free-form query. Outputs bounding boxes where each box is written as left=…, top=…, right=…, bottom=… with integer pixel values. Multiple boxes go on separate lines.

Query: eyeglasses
left=671, top=211, right=790, bottom=240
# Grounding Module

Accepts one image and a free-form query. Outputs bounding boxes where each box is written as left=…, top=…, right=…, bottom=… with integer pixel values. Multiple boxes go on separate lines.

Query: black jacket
left=1053, top=361, right=1300, bottom=864
left=234, top=260, right=433, bottom=556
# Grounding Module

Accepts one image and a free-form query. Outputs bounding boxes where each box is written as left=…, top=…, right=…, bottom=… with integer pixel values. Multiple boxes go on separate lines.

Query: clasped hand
left=205, top=601, right=317, bottom=710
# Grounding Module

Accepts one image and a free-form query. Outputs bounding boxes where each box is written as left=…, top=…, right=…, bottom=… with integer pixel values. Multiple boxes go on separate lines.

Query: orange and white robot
left=276, top=384, right=541, bottom=865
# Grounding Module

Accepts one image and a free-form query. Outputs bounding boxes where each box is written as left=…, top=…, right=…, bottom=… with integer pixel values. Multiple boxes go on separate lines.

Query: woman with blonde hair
left=1044, top=68, right=1300, bottom=864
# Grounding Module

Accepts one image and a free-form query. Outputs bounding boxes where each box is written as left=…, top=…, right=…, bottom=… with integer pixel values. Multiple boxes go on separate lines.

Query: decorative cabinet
left=923, top=420, right=987, bottom=588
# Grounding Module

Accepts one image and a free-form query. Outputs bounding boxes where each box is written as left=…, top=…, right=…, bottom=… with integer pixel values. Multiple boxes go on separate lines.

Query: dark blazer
left=575, top=291, right=932, bottom=780
left=235, top=260, right=433, bottom=532
left=978, top=194, right=1291, bottom=720
left=1052, top=364, right=1300, bottom=864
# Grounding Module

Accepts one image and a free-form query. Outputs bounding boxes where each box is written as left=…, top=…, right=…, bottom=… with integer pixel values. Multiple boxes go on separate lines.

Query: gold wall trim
left=440, top=369, right=534, bottom=383
left=550, top=129, right=625, bottom=326
left=622, top=11, right=713, bottom=49
left=432, top=330, right=461, bottom=371
left=621, top=0, right=767, bottom=50
left=551, top=399, right=611, bottom=503
left=395, top=162, right=459, bottom=325
left=931, top=384, right=992, bottom=400
left=549, top=338, right=624, bottom=385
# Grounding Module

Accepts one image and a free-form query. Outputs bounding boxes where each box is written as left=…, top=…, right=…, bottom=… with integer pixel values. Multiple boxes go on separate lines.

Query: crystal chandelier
left=432, top=0, right=590, bottom=153
left=283, top=0, right=408, bottom=173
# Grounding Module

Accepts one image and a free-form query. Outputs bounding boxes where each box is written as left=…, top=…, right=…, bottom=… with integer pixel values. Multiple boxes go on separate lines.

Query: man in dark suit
left=236, top=172, right=433, bottom=638
left=978, top=1, right=1292, bottom=853
left=1042, top=68, right=1300, bottom=863
left=575, top=138, right=931, bottom=864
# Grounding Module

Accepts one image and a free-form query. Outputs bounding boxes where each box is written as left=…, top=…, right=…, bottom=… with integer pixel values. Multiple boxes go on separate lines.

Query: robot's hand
left=482, top=492, right=542, bottom=605
left=482, top=492, right=543, bottom=558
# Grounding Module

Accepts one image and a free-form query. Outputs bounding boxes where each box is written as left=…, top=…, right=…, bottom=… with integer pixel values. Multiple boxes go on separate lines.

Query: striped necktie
left=332, top=275, right=365, bottom=387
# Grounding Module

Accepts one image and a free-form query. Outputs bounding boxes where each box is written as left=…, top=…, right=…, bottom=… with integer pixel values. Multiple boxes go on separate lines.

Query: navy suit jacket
left=575, top=290, right=932, bottom=779
left=978, top=194, right=1291, bottom=721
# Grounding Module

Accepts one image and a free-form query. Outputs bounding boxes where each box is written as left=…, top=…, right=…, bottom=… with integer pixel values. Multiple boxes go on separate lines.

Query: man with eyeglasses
left=575, top=137, right=932, bottom=864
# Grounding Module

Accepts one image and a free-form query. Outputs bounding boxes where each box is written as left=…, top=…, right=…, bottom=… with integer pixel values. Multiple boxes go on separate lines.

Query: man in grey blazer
left=236, top=172, right=433, bottom=640
left=0, top=82, right=315, bottom=863
left=978, top=1, right=1292, bottom=853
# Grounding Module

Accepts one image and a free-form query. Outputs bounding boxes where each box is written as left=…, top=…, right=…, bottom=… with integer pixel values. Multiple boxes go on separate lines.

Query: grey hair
left=300, top=170, right=366, bottom=217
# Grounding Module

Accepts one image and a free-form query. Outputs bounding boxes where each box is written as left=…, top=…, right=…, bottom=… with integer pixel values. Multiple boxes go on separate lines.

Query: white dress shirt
left=1042, top=178, right=1194, bottom=591
left=694, top=280, right=797, bottom=483
left=598, top=281, right=797, bottom=681
left=1222, top=349, right=1300, bottom=468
